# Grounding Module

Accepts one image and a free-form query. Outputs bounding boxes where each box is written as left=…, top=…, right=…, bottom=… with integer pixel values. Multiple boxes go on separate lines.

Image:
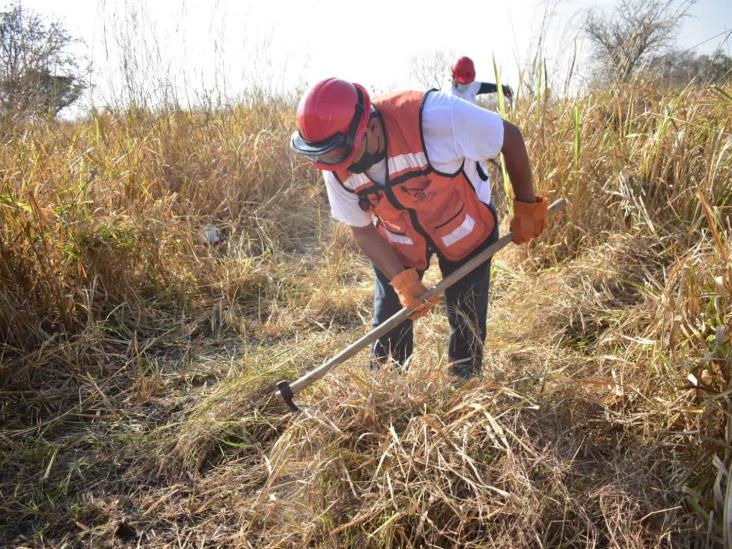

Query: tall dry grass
left=0, top=97, right=323, bottom=372
left=1, top=79, right=730, bottom=547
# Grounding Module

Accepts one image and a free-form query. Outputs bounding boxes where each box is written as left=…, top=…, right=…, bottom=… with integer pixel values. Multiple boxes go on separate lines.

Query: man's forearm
left=501, top=120, right=536, bottom=203
left=351, top=223, right=405, bottom=279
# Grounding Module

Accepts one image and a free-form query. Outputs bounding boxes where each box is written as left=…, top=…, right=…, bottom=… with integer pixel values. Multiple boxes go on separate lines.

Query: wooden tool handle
left=278, top=197, right=567, bottom=398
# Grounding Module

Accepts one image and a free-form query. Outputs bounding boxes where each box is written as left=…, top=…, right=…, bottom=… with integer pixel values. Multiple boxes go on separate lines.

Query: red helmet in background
left=291, top=78, right=372, bottom=170
left=451, top=56, right=476, bottom=84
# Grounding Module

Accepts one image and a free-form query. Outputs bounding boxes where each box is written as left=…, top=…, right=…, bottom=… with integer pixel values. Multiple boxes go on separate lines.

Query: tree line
left=1, top=1, right=730, bottom=121
left=1, top=4, right=83, bottom=120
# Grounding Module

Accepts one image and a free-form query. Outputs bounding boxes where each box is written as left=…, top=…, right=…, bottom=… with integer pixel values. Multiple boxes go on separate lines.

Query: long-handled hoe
left=276, top=198, right=567, bottom=412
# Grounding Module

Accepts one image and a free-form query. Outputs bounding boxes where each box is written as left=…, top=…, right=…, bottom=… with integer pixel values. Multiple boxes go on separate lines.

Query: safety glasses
left=290, top=87, right=365, bottom=166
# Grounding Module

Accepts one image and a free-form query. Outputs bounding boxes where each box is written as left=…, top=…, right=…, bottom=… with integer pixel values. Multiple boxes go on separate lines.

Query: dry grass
left=1, top=80, right=731, bottom=547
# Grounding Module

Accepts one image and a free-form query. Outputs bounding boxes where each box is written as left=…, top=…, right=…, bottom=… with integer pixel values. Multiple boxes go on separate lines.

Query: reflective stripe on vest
left=441, top=214, right=475, bottom=247
left=382, top=227, right=415, bottom=246
left=388, top=152, right=428, bottom=177
left=341, top=172, right=370, bottom=192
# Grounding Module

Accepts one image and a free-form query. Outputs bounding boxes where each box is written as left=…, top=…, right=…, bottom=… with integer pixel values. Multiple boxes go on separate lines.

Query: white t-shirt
left=323, top=91, right=504, bottom=227
left=448, top=81, right=481, bottom=104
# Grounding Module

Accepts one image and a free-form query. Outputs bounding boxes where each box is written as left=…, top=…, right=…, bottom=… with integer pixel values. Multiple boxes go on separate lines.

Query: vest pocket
left=434, top=203, right=465, bottom=229
left=440, top=214, right=476, bottom=247
left=375, top=217, right=428, bottom=270
left=430, top=205, right=490, bottom=260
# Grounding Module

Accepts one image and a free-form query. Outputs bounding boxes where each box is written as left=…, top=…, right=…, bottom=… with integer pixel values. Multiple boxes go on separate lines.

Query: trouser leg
left=439, top=204, right=499, bottom=378
left=371, top=265, right=413, bottom=368
left=439, top=256, right=491, bottom=377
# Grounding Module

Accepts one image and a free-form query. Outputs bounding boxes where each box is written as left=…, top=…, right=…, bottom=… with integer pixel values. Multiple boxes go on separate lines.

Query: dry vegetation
left=1, top=80, right=731, bottom=547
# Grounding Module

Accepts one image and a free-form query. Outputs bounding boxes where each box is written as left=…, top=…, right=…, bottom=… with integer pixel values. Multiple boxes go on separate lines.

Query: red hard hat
left=451, top=56, right=476, bottom=84
left=292, top=78, right=372, bottom=170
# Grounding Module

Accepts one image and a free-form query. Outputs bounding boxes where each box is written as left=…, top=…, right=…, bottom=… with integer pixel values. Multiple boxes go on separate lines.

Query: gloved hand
left=390, top=268, right=439, bottom=320
left=502, top=85, right=514, bottom=99
left=510, top=195, right=549, bottom=244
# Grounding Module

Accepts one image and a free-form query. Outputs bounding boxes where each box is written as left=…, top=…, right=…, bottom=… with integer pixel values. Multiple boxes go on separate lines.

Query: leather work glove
left=390, top=268, right=439, bottom=320
left=510, top=195, right=549, bottom=244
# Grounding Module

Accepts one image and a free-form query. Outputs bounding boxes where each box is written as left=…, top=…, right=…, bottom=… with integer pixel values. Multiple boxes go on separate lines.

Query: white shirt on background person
left=449, top=81, right=482, bottom=104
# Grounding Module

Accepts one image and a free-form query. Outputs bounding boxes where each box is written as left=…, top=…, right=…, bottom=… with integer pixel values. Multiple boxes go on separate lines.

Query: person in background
left=449, top=55, right=513, bottom=188
left=450, top=55, right=513, bottom=104
left=290, top=78, right=547, bottom=379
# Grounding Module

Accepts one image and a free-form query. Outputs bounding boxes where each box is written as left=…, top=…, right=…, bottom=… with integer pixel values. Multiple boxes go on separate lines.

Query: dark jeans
left=371, top=205, right=499, bottom=377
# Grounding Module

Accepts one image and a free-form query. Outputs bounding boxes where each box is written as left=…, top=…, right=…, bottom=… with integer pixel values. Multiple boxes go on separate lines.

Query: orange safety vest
left=333, top=90, right=497, bottom=271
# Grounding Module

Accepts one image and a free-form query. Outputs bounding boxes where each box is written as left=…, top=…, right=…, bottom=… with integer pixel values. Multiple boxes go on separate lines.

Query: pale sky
left=5, top=0, right=732, bottom=110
